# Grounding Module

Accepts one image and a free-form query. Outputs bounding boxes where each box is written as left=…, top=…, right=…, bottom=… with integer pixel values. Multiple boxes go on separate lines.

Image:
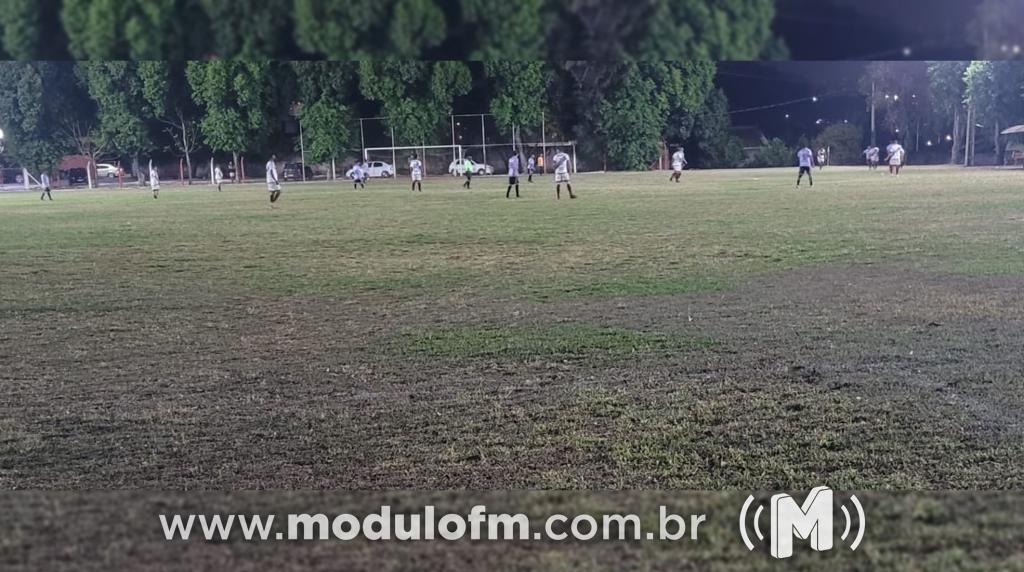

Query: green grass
left=397, top=323, right=714, bottom=360
left=4, top=165, right=1024, bottom=494
left=4, top=166, right=1024, bottom=311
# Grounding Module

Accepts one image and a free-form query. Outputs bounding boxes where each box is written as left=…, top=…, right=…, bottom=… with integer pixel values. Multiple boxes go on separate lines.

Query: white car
left=448, top=159, right=494, bottom=176
left=363, top=161, right=393, bottom=178
left=96, top=163, right=123, bottom=178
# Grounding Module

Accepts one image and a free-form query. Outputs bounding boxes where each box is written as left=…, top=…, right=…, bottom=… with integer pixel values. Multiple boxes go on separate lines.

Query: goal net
left=363, top=141, right=578, bottom=178
left=362, top=145, right=463, bottom=177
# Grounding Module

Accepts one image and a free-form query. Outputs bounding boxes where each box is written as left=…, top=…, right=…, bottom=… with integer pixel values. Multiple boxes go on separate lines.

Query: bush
left=813, top=123, right=864, bottom=165
left=743, top=137, right=793, bottom=168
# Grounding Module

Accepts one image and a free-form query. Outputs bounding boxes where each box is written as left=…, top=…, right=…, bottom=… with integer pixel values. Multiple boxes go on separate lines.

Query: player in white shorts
left=552, top=148, right=575, bottom=199
left=409, top=153, right=423, bottom=192
left=149, top=165, right=161, bottom=199
left=886, top=141, right=906, bottom=175
left=266, top=154, right=281, bottom=206
left=40, top=171, right=52, bottom=201
left=669, top=146, right=687, bottom=182
left=214, top=164, right=224, bottom=191
left=348, top=160, right=366, bottom=189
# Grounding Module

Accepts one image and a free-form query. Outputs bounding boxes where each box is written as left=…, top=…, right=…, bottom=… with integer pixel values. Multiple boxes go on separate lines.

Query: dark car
left=65, top=168, right=88, bottom=186
left=282, top=162, right=314, bottom=181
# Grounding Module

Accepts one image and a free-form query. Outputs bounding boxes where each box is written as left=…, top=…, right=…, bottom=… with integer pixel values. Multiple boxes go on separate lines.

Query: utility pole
left=870, top=81, right=877, bottom=147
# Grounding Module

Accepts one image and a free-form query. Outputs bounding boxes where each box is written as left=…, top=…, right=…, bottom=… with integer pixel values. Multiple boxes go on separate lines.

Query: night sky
left=775, top=0, right=983, bottom=59
left=717, top=62, right=870, bottom=142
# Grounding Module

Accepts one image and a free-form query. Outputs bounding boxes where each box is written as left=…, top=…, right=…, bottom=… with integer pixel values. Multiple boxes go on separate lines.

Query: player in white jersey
left=863, top=146, right=880, bottom=170
left=796, top=146, right=814, bottom=187
left=885, top=141, right=906, bottom=175
left=214, top=165, right=224, bottom=191
left=506, top=151, right=521, bottom=198
left=149, top=165, right=161, bottom=199
left=266, top=154, right=281, bottom=206
left=348, top=160, right=366, bottom=189
left=526, top=155, right=536, bottom=183
left=817, top=147, right=827, bottom=170
left=552, top=148, right=575, bottom=199
left=39, top=171, right=52, bottom=201
left=669, top=147, right=687, bottom=183
left=409, top=154, right=423, bottom=192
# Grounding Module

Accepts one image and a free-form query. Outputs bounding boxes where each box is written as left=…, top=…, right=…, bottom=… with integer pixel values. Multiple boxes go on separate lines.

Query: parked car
left=65, top=168, right=88, bottom=186
left=448, top=159, right=494, bottom=176
left=95, top=163, right=123, bottom=178
left=282, top=162, right=314, bottom=181
left=364, top=161, right=393, bottom=178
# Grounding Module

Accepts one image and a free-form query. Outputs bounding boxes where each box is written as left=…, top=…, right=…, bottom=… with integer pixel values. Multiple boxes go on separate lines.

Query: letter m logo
left=769, top=486, right=834, bottom=558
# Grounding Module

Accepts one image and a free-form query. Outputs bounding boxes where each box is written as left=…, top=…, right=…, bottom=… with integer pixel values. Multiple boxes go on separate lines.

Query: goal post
left=362, top=145, right=463, bottom=177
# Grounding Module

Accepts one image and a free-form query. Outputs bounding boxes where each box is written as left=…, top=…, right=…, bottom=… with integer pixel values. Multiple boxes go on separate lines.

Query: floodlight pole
left=870, top=81, right=877, bottom=147
left=390, top=127, right=396, bottom=172
left=451, top=115, right=456, bottom=162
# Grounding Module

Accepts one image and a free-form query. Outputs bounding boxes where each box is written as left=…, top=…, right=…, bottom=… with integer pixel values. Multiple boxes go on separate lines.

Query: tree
left=200, top=0, right=291, bottom=57
left=186, top=61, right=274, bottom=180
left=964, top=61, right=1024, bottom=164
left=593, top=62, right=715, bottom=170
left=0, top=0, right=66, bottom=59
left=138, top=62, right=203, bottom=184
left=928, top=62, right=969, bottom=164
left=77, top=62, right=152, bottom=182
left=744, top=137, right=792, bottom=168
left=358, top=61, right=472, bottom=146
left=291, top=62, right=356, bottom=168
left=813, top=123, right=864, bottom=165
left=484, top=61, right=550, bottom=136
left=548, top=0, right=781, bottom=60
left=969, top=0, right=1024, bottom=59
left=860, top=61, right=931, bottom=149
left=61, top=0, right=210, bottom=59
left=294, top=0, right=446, bottom=59
left=684, top=88, right=744, bottom=169
left=0, top=62, right=80, bottom=174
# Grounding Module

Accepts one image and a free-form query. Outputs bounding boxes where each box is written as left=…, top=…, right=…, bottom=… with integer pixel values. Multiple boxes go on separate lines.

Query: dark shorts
left=799, top=166, right=812, bottom=175
left=508, top=175, right=519, bottom=185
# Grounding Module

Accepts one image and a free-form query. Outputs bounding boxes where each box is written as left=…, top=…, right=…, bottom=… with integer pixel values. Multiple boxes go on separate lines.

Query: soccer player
left=409, top=153, right=423, bottom=192
left=817, top=147, right=827, bottom=170
left=266, top=154, right=282, bottom=206
left=462, top=156, right=473, bottom=189
left=552, top=148, right=575, bottom=199
left=886, top=140, right=906, bottom=175
left=797, top=146, right=814, bottom=187
left=349, top=160, right=366, bottom=189
left=149, top=165, right=160, bottom=199
left=526, top=154, right=536, bottom=183
left=214, top=164, right=224, bottom=191
left=39, top=171, right=52, bottom=201
left=506, top=151, right=521, bottom=198
left=669, top=146, right=687, bottom=183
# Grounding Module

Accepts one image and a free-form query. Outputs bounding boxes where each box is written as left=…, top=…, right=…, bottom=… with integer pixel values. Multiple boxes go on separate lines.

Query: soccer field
left=2, top=165, right=1023, bottom=490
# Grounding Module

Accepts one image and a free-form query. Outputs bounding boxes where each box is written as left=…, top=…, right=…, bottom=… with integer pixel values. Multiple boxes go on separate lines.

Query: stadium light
left=926, top=140, right=933, bottom=146
left=945, top=134, right=953, bottom=141
left=893, top=95, right=900, bottom=102
left=811, top=96, right=818, bottom=103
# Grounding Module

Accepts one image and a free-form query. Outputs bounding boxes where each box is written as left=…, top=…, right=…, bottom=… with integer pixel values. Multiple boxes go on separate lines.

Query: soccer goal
left=362, top=145, right=463, bottom=177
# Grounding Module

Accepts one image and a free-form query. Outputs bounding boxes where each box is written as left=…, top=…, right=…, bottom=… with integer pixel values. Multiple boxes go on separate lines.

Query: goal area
left=363, top=145, right=463, bottom=177
left=363, top=141, right=577, bottom=178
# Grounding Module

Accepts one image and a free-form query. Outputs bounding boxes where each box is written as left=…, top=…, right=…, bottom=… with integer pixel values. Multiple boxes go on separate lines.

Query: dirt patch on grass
left=2, top=265, right=1023, bottom=489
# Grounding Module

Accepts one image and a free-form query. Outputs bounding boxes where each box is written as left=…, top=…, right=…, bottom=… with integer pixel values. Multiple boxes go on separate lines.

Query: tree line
left=0, top=61, right=748, bottom=178
left=0, top=0, right=781, bottom=60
